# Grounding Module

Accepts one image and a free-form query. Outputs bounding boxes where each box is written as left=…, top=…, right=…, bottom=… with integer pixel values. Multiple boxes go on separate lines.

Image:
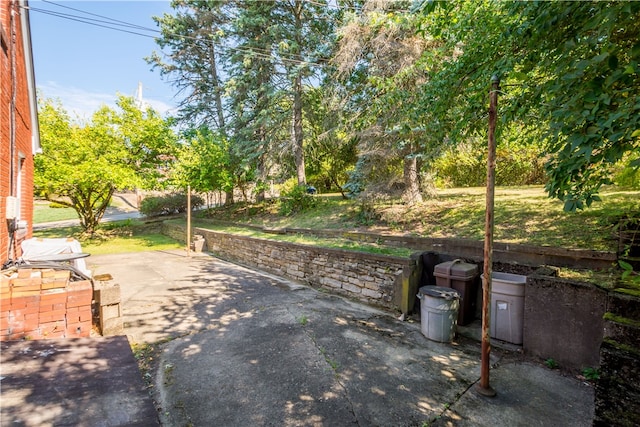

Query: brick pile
left=0, top=268, right=93, bottom=341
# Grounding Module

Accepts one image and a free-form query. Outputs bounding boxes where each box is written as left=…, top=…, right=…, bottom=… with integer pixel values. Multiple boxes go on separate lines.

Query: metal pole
left=477, top=75, right=499, bottom=397
left=187, top=185, right=191, bottom=258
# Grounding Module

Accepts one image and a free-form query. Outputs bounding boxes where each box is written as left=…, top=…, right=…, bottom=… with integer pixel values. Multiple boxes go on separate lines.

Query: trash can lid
left=434, top=260, right=478, bottom=279
left=418, top=286, right=460, bottom=300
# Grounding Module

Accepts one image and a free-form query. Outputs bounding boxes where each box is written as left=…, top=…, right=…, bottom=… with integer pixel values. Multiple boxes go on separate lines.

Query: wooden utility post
left=477, top=75, right=500, bottom=397
left=187, top=185, right=191, bottom=258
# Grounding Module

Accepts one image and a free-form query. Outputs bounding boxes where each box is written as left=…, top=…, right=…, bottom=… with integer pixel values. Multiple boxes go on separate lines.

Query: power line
left=41, top=0, right=154, bottom=32
left=24, top=1, right=330, bottom=68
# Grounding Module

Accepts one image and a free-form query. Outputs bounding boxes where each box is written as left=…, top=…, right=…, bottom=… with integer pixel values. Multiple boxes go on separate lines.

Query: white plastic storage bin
left=484, top=272, right=526, bottom=345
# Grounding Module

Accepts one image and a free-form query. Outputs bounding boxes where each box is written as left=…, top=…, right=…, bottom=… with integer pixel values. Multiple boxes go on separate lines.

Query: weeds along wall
left=161, top=222, right=417, bottom=311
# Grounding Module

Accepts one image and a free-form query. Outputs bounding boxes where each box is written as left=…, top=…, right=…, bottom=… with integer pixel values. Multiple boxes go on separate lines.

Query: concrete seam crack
left=283, top=304, right=362, bottom=426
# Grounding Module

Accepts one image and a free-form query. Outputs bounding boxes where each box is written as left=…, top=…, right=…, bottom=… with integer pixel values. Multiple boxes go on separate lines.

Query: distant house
left=1, top=0, right=40, bottom=264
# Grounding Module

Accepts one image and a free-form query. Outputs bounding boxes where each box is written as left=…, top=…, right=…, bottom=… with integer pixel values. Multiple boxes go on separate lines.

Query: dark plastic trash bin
left=417, top=286, right=460, bottom=343
left=434, top=260, right=479, bottom=325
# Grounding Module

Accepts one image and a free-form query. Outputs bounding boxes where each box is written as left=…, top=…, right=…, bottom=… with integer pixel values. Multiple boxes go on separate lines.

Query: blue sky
left=28, top=0, right=176, bottom=120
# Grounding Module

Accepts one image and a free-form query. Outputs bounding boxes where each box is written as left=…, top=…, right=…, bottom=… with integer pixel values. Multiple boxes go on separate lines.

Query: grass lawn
left=33, top=200, right=78, bottom=223
left=198, top=186, right=639, bottom=252
left=33, top=186, right=639, bottom=254
left=32, top=220, right=182, bottom=255
left=31, top=185, right=639, bottom=292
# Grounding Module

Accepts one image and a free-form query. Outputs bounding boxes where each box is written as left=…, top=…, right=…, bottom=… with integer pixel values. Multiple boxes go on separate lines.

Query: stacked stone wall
left=199, top=228, right=413, bottom=309
left=594, top=292, right=640, bottom=426
left=162, top=222, right=414, bottom=310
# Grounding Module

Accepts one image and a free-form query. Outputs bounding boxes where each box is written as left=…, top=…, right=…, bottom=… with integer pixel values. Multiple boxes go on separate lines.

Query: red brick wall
left=1, top=268, right=93, bottom=340
left=1, top=0, right=36, bottom=263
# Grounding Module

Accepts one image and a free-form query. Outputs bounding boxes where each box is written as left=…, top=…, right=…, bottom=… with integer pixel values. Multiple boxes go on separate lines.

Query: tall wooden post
left=187, top=185, right=191, bottom=258
left=477, top=75, right=500, bottom=397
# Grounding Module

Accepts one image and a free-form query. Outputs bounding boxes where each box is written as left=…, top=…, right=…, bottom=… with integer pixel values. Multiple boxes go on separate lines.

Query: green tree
left=302, top=85, right=358, bottom=197
left=148, top=0, right=228, bottom=130
left=151, top=0, right=340, bottom=202
left=417, top=0, right=640, bottom=210
left=35, top=96, right=177, bottom=234
left=171, top=126, right=233, bottom=205
left=334, top=3, right=442, bottom=203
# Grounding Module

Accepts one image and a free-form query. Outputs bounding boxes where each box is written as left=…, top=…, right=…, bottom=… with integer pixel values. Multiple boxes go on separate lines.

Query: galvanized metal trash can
left=483, top=272, right=526, bottom=345
left=434, top=259, right=479, bottom=325
left=417, top=286, right=460, bottom=343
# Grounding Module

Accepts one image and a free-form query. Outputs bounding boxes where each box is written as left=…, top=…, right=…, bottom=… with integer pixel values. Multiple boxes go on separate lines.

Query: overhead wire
left=24, top=0, right=337, bottom=68
left=41, top=0, right=153, bottom=32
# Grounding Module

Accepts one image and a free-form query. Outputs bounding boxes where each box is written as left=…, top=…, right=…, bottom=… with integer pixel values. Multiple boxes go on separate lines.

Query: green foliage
left=613, top=156, right=640, bottom=189
left=354, top=197, right=382, bottom=226
left=342, top=158, right=367, bottom=197
left=432, top=143, right=486, bottom=188
left=140, top=193, right=204, bottom=218
left=35, top=96, right=176, bottom=233
left=545, top=358, right=559, bottom=369
left=150, top=0, right=639, bottom=211
left=582, top=367, right=600, bottom=381
left=171, top=127, right=233, bottom=195
left=419, top=0, right=640, bottom=210
left=152, top=1, right=339, bottom=196
left=433, top=137, right=546, bottom=187
left=48, top=202, right=69, bottom=209
left=619, top=260, right=640, bottom=286
left=302, top=86, right=358, bottom=196
left=278, top=184, right=318, bottom=216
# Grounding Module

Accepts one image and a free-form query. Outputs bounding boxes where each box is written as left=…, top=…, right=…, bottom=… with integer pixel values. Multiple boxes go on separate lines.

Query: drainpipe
left=7, top=1, right=18, bottom=259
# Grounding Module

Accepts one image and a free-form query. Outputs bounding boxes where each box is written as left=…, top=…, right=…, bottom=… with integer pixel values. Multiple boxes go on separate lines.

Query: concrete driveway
left=89, top=250, right=595, bottom=427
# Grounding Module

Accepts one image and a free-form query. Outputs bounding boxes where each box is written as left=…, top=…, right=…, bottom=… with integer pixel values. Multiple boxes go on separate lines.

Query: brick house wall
left=1, top=0, right=40, bottom=264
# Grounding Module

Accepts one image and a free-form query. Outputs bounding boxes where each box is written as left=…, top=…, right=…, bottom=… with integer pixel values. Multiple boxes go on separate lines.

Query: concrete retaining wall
left=523, top=272, right=607, bottom=368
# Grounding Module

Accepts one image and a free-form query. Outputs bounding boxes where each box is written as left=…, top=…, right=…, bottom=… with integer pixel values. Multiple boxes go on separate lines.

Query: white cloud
left=37, top=81, right=176, bottom=122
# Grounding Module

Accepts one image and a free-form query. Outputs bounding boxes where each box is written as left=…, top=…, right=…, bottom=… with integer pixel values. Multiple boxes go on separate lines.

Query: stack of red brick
left=0, top=268, right=93, bottom=341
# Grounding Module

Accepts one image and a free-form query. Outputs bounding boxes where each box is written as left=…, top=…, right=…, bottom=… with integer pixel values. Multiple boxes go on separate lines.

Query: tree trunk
left=71, top=186, right=114, bottom=235
left=403, top=155, right=422, bottom=205
left=225, top=189, right=234, bottom=205
left=292, top=0, right=306, bottom=186
left=209, top=39, right=226, bottom=133
left=293, top=74, right=306, bottom=186
left=255, top=125, right=267, bottom=203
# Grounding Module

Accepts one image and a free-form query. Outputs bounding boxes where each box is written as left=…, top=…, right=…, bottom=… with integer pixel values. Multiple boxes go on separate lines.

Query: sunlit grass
left=375, top=186, right=638, bottom=251
left=33, top=200, right=78, bottom=223
left=189, top=220, right=414, bottom=257
left=33, top=186, right=639, bottom=256
left=33, top=220, right=182, bottom=255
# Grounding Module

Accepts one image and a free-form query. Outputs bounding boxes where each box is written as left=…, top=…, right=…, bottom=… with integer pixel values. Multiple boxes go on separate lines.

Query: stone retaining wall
left=201, top=220, right=617, bottom=270
left=196, top=227, right=416, bottom=310
left=163, top=222, right=417, bottom=310
left=594, top=292, right=640, bottom=426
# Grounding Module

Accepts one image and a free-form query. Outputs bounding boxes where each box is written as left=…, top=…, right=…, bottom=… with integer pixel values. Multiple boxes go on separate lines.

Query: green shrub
left=279, top=184, right=318, bottom=216
left=140, top=193, right=204, bottom=217
left=49, top=201, right=69, bottom=209
left=433, top=141, right=546, bottom=187
left=613, top=156, right=640, bottom=189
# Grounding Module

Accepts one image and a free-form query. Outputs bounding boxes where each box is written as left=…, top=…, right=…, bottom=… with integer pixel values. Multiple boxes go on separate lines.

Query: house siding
left=1, top=0, right=36, bottom=263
